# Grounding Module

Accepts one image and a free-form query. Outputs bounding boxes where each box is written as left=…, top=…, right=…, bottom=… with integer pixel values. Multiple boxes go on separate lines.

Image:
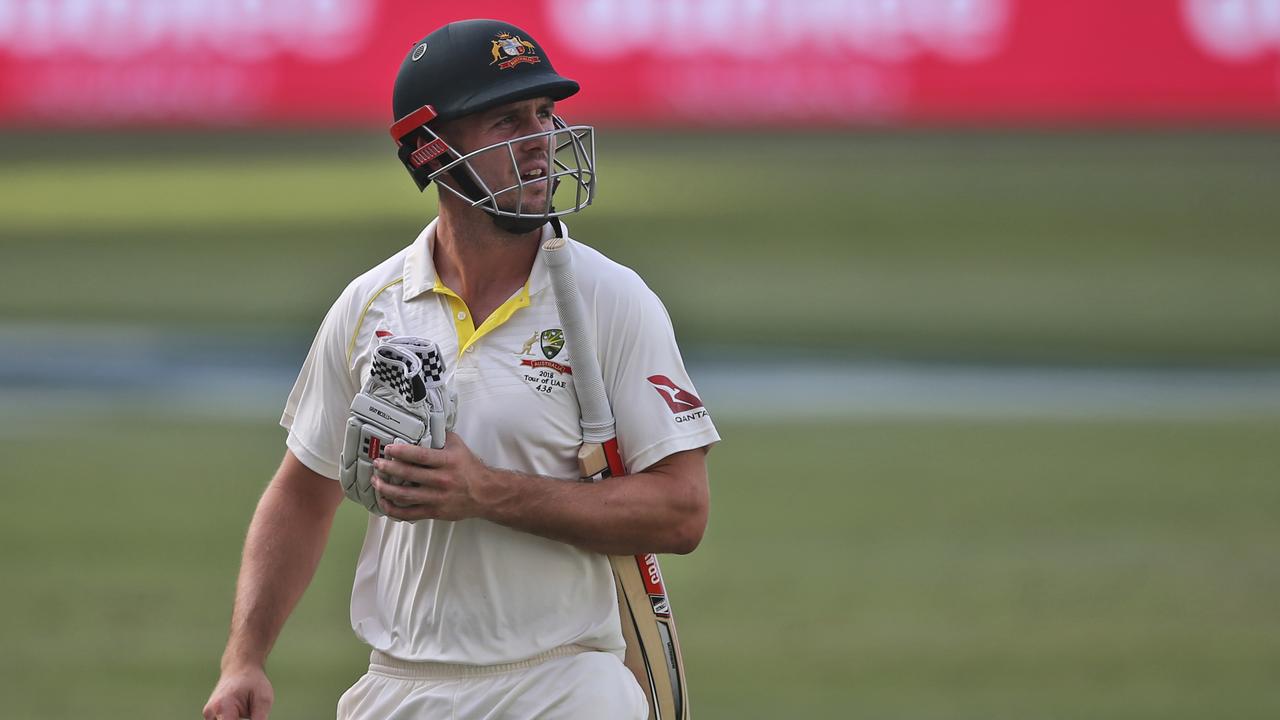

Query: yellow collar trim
left=433, top=280, right=531, bottom=356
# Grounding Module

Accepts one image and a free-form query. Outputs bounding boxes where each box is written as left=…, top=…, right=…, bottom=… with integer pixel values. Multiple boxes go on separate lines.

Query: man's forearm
left=373, top=440, right=711, bottom=556
left=221, top=454, right=344, bottom=670
left=479, top=448, right=709, bottom=557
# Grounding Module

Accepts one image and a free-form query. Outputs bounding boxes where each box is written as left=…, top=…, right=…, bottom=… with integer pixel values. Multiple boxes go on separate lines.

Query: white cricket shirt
left=280, top=219, right=719, bottom=664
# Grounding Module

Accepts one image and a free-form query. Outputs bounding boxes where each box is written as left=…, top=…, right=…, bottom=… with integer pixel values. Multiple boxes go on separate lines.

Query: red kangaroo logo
left=647, top=375, right=704, bottom=414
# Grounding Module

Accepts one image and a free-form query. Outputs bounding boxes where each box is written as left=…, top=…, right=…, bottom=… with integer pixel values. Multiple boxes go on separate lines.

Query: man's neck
left=433, top=202, right=542, bottom=325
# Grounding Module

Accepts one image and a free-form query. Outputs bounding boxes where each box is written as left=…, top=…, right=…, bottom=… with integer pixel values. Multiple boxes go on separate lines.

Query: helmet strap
left=491, top=214, right=549, bottom=235
left=443, top=163, right=489, bottom=205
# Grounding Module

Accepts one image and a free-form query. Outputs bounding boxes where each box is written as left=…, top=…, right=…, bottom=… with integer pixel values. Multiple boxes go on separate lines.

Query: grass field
left=1, top=416, right=1277, bottom=719
left=2, top=130, right=1279, bottom=362
left=1, top=129, right=1278, bottom=718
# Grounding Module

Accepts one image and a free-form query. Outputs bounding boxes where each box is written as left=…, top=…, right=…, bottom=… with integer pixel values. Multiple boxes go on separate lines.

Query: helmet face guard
left=442, top=119, right=593, bottom=221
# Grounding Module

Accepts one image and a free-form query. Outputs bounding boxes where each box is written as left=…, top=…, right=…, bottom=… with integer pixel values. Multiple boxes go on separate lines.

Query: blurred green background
left=2, top=130, right=1279, bottom=719
left=3, top=131, right=1279, bottom=361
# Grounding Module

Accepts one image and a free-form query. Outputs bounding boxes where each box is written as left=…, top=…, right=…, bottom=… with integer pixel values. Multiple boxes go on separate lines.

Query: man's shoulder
left=563, top=239, right=678, bottom=336
left=566, top=239, right=651, bottom=299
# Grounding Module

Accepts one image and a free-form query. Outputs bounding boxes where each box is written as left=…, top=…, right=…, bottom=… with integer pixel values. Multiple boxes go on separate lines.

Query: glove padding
left=340, top=336, right=456, bottom=514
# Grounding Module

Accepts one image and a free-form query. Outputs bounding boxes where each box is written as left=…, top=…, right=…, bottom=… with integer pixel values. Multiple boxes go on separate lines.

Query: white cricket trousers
left=336, top=645, right=648, bottom=720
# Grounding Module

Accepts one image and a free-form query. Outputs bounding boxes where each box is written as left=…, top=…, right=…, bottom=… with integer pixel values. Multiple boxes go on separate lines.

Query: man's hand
left=203, top=664, right=273, bottom=720
left=372, top=432, right=499, bottom=522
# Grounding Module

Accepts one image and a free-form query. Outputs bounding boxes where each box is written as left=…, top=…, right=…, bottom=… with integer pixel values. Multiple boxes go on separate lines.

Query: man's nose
left=514, top=111, right=553, bottom=143
left=515, top=129, right=551, bottom=157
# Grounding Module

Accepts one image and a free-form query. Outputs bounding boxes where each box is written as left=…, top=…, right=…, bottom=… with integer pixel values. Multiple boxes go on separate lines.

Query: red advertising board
left=0, top=0, right=1278, bottom=127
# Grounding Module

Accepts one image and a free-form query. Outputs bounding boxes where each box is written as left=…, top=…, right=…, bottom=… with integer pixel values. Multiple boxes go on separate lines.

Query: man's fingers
left=373, top=474, right=440, bottom=507
left=213, top=696, right=236, bottom=717
left=384, top=443, right=444, bottom=466
left=379, top=495, right=435, bottom=521
left=203, top=697, right=242, bottom=720
left=375, top=458, right=445, bottom=488
left=249, top=692, right=272, bottom=720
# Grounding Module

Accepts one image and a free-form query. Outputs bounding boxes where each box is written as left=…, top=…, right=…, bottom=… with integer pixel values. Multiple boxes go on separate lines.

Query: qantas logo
left=647, top=375, right=704, bottom=414
left=375, top=329, right=394, bottom=339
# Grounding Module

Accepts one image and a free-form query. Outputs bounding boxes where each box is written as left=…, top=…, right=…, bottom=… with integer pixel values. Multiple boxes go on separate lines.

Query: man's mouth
left=520, top=167, right=547, bottom=182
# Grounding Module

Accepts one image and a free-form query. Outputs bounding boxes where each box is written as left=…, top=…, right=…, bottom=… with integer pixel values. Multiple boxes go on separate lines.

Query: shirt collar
left=402, top=217, right=562, bottom=301
left=401, top=218, right=439, bottom=301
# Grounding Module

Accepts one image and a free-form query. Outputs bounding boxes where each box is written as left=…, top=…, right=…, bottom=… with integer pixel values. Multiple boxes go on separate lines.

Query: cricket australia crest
left=519, top=328, right=572, bottom=391
left=540, top=328, right=564, bottom=360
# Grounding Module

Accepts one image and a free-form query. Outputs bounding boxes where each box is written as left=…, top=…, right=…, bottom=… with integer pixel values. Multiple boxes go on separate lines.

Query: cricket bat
left=542, top=232, right=689, bottom=720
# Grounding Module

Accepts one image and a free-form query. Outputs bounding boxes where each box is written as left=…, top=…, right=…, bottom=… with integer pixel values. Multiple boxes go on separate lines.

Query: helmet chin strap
left=492, top=214, right=550, bottom=234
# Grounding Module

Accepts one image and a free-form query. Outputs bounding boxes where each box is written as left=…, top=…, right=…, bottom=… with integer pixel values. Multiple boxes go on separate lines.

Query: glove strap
left=370, top=344, right=428, bottom=406
left=384, top=335, right=448, bottom=388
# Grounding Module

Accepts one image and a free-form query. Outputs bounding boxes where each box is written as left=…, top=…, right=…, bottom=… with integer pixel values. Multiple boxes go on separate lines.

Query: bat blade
left=579, top=439, right=687, bottom=720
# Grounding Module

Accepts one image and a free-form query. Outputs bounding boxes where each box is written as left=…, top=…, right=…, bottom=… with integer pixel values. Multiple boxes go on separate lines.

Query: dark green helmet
left=387, top=19, right=596, bottom=234
left=392, top=19, right=579, bottom=132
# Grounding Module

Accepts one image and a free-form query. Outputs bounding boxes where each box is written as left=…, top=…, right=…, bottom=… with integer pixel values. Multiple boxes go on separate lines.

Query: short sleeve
left=596, top=272, right=719, bottom=473
left=280, top=284, right=361, bottom=480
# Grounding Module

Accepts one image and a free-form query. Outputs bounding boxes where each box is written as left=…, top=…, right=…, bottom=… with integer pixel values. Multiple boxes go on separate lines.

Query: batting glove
left=339, top=336, right=456, bottom=514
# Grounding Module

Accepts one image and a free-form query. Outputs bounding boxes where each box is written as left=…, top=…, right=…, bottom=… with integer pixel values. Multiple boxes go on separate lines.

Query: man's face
left=436, top=97, right=557, bottom=215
